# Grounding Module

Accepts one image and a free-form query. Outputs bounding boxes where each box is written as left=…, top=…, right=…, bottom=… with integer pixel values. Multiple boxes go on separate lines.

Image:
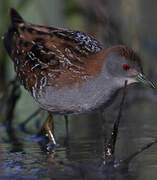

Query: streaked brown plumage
left=3, top=8, right=155, bottom=115
left=4, top=9, right=105, bottom=90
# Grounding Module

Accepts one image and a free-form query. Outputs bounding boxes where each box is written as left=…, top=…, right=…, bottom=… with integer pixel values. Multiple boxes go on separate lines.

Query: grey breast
left=34, top=64, right=121, bottom=115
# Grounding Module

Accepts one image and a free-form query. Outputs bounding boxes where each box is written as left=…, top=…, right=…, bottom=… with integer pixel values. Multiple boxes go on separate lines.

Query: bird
left=2, top=8, right=155, bottom=145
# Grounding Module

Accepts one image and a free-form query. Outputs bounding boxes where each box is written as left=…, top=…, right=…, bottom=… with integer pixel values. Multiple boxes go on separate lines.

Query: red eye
left=122, top=64, right=131, bottom=71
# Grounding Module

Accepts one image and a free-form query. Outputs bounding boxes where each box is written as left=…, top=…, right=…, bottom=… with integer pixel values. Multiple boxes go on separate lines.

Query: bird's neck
left=94, top=63, right=124, bottom=107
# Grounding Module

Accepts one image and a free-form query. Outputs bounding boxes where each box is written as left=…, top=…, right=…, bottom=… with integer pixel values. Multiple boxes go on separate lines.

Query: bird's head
left=105, top=45, right=156, bottom=88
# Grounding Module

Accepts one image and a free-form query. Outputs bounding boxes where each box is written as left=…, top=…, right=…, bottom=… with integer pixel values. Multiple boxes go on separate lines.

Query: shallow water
left=0, top=99, right=157, bottom=180
left=0, top=88, right=157, bottom=180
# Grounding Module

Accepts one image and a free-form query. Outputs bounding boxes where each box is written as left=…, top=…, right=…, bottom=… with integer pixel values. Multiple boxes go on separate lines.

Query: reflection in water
left=0, top=111, right=157, bottom=180
left=0, top=129, right=131, bottom=180
left=0, top=82, right=157, bottom=179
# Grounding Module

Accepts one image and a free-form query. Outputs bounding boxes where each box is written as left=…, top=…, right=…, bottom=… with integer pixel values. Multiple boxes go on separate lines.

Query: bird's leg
left=44, top=114, right=56, bottom=145
left=64, top=115, right=69, bottom=146
left=64, top=115, right=69, bottom=138
left=37, top=114, right=56, bottom=146
left=104, top=81, right=128, bottom=161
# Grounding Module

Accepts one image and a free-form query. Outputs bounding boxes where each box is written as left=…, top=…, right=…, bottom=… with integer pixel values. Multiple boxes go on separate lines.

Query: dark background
left=0, top=0, right=157, bottom=179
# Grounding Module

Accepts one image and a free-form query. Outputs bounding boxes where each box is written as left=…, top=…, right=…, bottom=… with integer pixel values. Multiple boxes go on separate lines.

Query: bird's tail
left=2, top=8, right=24, bottom=56
left=9, top=8, right=24, bottom=27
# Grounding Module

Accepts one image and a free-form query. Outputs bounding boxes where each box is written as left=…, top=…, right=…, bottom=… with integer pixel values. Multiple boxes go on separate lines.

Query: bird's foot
left=37, top=114, right=56, bottom=148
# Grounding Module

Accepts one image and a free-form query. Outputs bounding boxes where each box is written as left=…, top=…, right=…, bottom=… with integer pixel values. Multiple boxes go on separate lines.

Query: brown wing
left=7, top=22, right=105, bottom=89
left=3, top=9, right=105, bottom=91
left=14, top=23, right=103, bottom=69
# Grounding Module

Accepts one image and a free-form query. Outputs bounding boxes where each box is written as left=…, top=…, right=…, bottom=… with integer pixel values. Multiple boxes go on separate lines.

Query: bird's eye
left=122, top=64, right=131, bottom=71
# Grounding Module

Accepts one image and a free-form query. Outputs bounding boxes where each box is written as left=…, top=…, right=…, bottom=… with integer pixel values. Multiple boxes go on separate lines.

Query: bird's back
left=3, top=8, right=106, bottom=88
left=3, top=8, right=120, bottom=114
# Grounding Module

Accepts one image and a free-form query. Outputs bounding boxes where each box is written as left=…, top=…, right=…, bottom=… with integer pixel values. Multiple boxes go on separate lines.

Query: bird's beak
left=136, top=73, right=156, bottom=89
